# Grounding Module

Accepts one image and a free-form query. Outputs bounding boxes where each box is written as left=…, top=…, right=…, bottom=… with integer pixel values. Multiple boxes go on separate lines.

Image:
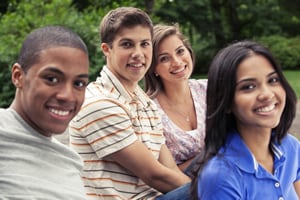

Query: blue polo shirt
left=197, top=130, right=300, bottom=200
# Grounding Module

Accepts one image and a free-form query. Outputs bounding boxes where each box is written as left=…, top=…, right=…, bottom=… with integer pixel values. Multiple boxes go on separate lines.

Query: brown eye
left=45, top=76, right=58, bottom=84
left=269, top=77, right=279, bottom=84
left=141, top=41, right=150, bottom=47
left=177, top=48, right=185, bottom=55
left=159, top=55, right=170, bottom=63
left=240, top=84, right=256, bottom=91
left=74, top=80, right=87, bottom=89
left=120, top=41, right=133, bottom=48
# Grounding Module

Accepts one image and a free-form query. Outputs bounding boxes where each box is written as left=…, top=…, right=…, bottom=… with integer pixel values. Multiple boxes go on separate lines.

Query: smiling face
left=231, top=55, right=286, bottom=133
left=101, top=25, right=152, bottom=91
left=154, top=34, right=193, bottom=84
left=12, top=46, right=89, bottom=136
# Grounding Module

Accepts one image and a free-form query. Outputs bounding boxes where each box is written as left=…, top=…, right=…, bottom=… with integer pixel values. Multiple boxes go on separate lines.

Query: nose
left=171, top=56, right=181, bottom=67
left=257, top=85, right=274, bottom=101
left=56, top=83, right=76, bottom=102
left=132, top=46, right=144, bottom=59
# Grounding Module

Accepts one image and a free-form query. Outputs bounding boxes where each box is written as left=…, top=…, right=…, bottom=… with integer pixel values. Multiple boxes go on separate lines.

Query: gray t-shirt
left=0, top=108, right=86, bottom=199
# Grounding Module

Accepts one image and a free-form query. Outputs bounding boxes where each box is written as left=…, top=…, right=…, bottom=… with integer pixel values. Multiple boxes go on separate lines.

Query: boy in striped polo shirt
left=69, top=6, right=191, bottom=200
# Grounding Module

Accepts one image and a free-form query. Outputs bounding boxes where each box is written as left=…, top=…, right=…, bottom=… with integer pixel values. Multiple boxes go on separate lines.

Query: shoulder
left=189, top=79, right=207, bottom=94
left=70, top=96, right=131, bottom=131
left=189, top=79, right=207, bottom=87
left=0, top=108, right=19, bottom=127
left=189, top=79, right=207, bottom=104
left=278, top=134, right=300, bottom=155
left=197, top=156, right=244, bottom=198
left=280, top=134, right=300, bottom=148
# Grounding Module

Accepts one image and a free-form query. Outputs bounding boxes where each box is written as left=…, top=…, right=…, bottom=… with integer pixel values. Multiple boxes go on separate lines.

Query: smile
left=171, top=66, right=186, bottom=74
left=255, top=104, right=276, bottom=113
left=128, top=63, right=144, bottom=68
left=49, top=108, right=71, bottom=116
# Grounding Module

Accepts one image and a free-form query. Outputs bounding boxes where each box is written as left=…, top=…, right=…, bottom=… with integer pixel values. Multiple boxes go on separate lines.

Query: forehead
left=236, top=55, right=275, bottom=79
left=115, top=25, right=152, bottom=41
left=29, top=46, right=89, bottom=75
left=158, top=35, right=182, bottom=53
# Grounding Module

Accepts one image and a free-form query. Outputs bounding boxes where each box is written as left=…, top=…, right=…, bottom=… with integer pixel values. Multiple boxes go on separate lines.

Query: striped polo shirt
left=69, top=66, right=164, bottom=199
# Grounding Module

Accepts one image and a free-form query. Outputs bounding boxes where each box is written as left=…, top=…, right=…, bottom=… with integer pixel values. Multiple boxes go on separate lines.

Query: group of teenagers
left=0, top=6, right=299, bottom=200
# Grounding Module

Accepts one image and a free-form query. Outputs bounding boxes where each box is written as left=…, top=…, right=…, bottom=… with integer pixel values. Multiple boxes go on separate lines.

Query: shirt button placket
left=275, top=182, right=284, bottom=200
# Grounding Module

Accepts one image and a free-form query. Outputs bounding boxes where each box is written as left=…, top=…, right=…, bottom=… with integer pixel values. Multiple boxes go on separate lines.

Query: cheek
left=77, top=91, right=86, bottom=106
left=155, top=64, right=168, bottom=75
left=232, top=96, right=249, bottom=114
left=278, top=87, right=286, bottom=108
left=183, top=54, right=193, bottom=63
left=23, top=78, right=41, bottom=97
left=115, top=51, right=130, bottom=62
left=144, top=48, right=153, bottom=58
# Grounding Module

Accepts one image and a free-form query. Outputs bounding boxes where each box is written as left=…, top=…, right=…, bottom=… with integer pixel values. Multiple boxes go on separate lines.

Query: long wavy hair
left=190, top=40, right=297, bottom=199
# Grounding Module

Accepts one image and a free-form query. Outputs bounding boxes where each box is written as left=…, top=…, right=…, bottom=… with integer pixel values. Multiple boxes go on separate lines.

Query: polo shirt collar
left=99, top=66, right=151, bottom=107
left=221, top=130, right=285, bottom=174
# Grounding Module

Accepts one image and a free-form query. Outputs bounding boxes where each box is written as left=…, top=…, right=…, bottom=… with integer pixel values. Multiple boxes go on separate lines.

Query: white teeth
left=256, top=104, right=275, bottom=112
left=49, top=108, right=70, bottom=116
left=172, top=67, right=185, bottom=73
left=130, top=63, right=143, bottom=68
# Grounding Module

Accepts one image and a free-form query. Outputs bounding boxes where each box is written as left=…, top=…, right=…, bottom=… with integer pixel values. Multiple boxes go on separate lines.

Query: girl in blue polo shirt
left=191, top=40, right=300, bottom=199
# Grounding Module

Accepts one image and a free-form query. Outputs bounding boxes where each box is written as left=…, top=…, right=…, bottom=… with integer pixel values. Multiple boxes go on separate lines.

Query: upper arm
left=197, top=160, right=243, bottom=199
left=109, top=140, right=165, bottom=179
left=295, top=136, right=300, bottom=198
left=70, top=98, right=137, bottom=157
left=294, top=180, right=300, bottom=198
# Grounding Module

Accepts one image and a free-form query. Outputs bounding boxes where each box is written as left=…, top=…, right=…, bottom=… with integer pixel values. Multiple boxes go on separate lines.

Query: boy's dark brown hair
left=99, top=7, right=153, bottom=48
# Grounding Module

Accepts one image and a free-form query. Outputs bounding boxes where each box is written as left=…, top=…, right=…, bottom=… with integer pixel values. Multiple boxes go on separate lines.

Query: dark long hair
left=190, top=40, right=297, bottom=199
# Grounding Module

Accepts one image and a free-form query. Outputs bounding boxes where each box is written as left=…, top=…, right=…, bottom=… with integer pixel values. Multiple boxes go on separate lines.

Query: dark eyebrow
left=236, top=70, right=277, bottom=86
left=44, top=67, right=89, bottom=79
left=157, top=44, right=184, bottom=59
left=78, top=74, right=89, bottom=79
left=175, top=45, right=184, bottom=52
left=119, top=38, right=132, bottom=42
left=44, top=67, right=64, bottom=75
left=267, top=71, right=277, bottom=77
left=157, top=52, right=168, bottom=58
left=142, top=39, right=151, bottom=43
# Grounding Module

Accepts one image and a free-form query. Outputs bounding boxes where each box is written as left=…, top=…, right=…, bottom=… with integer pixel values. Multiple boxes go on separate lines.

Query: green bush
left=0, top=0, right=106, bottom=107
left=258, top=36, right=300, bottom=70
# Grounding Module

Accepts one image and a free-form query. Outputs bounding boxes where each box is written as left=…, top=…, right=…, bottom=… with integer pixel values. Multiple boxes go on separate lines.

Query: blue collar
left=219, top=130, right=285, bottom=174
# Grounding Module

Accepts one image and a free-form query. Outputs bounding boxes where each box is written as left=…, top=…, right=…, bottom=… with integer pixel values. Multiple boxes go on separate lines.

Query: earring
left=154, top=73, right=159, bottom=77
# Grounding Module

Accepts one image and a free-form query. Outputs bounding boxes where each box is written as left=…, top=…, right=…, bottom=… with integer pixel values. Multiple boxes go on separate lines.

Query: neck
left=159, top=81, right=190, bottom=104
left=238, top=127, right=274, bottom=173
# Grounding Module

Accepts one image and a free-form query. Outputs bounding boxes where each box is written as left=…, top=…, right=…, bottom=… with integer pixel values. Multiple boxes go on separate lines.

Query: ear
left=11, top=63, right=24, bottom=88
left=101, top=43, right=110, bottom=57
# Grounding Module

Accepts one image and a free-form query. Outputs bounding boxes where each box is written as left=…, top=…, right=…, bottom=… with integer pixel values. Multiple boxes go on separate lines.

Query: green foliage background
left=0, top=0, right=300, bottom=107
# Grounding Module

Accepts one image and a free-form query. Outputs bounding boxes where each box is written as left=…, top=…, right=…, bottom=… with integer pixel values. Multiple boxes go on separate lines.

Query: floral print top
left=154, top=79, right=207, bottom=164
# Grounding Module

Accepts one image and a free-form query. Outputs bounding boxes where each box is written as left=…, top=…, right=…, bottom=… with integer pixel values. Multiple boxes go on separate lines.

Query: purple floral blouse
left=154, top=79, right=207, bottom=164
